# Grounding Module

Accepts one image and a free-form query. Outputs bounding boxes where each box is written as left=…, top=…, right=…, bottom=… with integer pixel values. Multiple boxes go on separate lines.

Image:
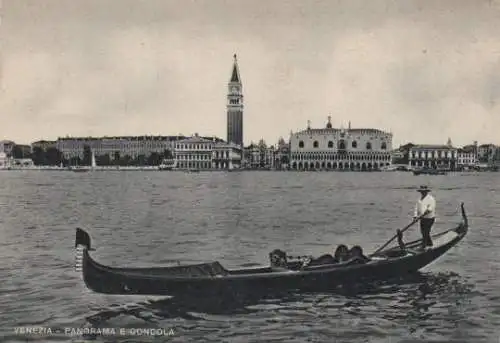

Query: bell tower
left=227, top=54, right=244, bottom=147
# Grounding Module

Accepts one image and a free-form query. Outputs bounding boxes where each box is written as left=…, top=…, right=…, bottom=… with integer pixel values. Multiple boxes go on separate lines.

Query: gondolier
left=414, top=185, right=436, bottom=248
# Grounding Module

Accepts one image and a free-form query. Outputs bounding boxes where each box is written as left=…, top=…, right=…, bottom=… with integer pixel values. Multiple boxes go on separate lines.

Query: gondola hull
left=75, top=204, right=468, bottom=297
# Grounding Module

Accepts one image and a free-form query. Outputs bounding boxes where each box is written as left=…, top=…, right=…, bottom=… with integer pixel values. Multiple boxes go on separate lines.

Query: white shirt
left=414, top=193, right=436, bottom=219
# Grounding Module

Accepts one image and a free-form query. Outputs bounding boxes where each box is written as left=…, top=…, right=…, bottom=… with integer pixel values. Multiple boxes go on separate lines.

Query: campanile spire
left=230, top=54, right=241, bottom=83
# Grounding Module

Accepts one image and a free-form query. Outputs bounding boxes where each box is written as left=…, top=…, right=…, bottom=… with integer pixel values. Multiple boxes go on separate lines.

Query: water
left=0, top=171, right=499, bottom=342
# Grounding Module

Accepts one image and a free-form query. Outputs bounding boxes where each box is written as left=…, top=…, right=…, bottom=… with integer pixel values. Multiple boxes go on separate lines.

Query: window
left=338, top=140, right=346, bottom=150
left=366, top=142, right=372, bottom=150
left=298, top=141, right=304, bottom=148
left=313, top=141, right=319, bottom=148
left=381, top=142, right=387, bottom=150
left=328, top=141, right=334, bottom=148
left=352, top=141, right=357, bottom=148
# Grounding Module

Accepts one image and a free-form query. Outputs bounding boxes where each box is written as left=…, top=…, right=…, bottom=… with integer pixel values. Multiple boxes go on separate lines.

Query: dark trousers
left=420, top=218, right=435, bottom=247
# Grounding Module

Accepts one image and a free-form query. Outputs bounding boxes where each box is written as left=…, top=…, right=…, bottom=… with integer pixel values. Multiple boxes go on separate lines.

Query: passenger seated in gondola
left=347, top=245, right=371, bottom=264
left=307, top=244, right=350, bottom=267
left=333, top=244, right=350, bottom=262
left=269, top=249, right=288, bottom=269
left=306, top=253, right=336, bottom=266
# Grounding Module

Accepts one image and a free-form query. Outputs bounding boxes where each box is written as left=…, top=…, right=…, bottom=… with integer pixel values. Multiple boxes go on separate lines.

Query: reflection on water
left=0, top=171, right=499, bottom=342
left=78, top=272, right=483, bottom=342
left=86, top=272, right=472, bottom=320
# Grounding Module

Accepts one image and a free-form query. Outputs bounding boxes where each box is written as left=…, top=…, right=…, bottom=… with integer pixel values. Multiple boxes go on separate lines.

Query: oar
left=370, top=214, right=426, bottom=256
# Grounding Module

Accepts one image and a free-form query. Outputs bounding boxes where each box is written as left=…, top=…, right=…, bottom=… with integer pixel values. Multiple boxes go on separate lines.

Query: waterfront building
left=15, top=145, right=32, bottom=157
left=212, top=141, right=242, bottom=170
left=174, top=135, right=216, bottom=170
left=408, top=139, right=457, bottom=169
left=492, top=149, right=500, bottom=167
left=226, top=54, right=244, bottom=148
left=243, top=143, right=258, bottom=169
left=274, top=137, right=290, bottom=170
left=31, top=140, right=57, bottom=152
left=0, top=152, right=9, bottom=168
left=243, top=140, right=275, bottom=169
left=173, top=134, right=242, bottom=170
left=393, top=143, right=416, bottom=164
left=55, top=135, right=184, bottom=160
left=0, top=140, right=31, bottom=158
left=457, top=146, right=477, bottom=167
left=391, top=149, right=405, bottom=163
left=462, top=142, right=478, bottom=161
left=0, top=151, right=33, bottom=169
left=477, top=144, right=497, bottom=163
left=0, top=140, right=15, bottom=156
left=289, top=117, right=392, bottom=171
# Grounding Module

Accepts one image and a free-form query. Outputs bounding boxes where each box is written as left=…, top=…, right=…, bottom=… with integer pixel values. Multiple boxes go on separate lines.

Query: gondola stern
left=460, top=202, right=468, bottom=227
left=455, top=202, right=469, bottom=236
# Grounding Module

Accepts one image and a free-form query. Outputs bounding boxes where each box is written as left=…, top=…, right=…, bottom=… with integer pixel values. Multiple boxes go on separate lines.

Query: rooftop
left=31, top=140, right=57, bottom=145
left=57, top=135, right=188, bottom=141
left=177, top=135, right=225, bottom=143
left=293, top=118, right=391, bottom=135
left=296, top=127, right=390, bottom=135
left=410, top=144, right=456, bottom=150
left=457, top=147, right=475, bottom=153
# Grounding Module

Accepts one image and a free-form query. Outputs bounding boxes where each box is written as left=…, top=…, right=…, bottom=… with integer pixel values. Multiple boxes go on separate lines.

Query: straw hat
left=417, top=185, right=431, bottom=192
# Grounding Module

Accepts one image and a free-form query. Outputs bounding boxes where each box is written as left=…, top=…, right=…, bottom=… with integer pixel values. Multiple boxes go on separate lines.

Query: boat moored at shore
left=158, top=159, right=176, bottom=171
left=413, top=168, right=448, bottom=175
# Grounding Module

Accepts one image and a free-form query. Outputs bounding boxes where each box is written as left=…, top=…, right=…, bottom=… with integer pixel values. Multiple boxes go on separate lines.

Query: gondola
left=74, top=203, right=468, bottom=297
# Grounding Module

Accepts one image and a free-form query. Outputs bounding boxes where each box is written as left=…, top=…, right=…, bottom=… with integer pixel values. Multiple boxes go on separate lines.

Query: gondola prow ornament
left=75, top=228, right=93, bottom=250
left=75, top=228, right=95, bottom=274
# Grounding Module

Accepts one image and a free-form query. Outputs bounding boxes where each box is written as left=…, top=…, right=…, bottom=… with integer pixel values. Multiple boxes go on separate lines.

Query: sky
left=1, top=0, right=499, bottom=147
